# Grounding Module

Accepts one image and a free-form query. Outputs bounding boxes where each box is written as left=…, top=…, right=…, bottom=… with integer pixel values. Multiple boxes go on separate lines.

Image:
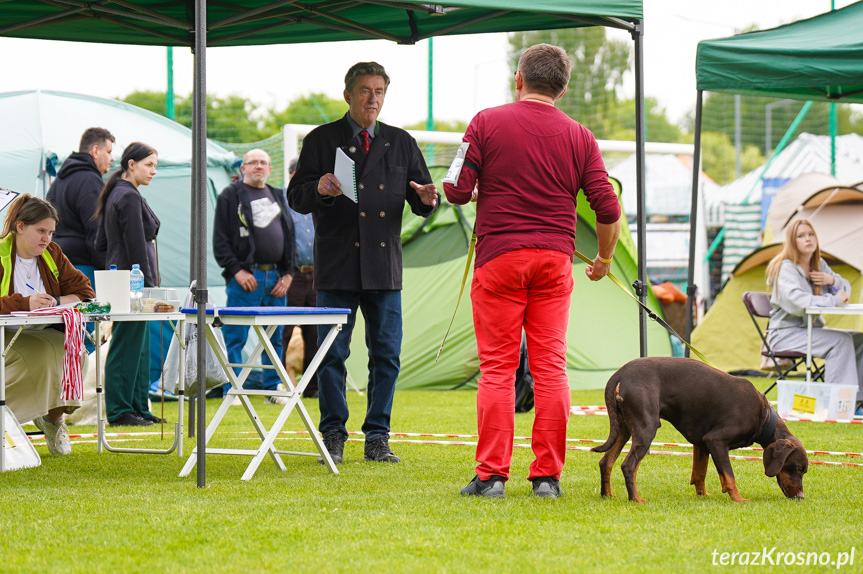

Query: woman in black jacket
left=95, top=142, right=162, bottom=427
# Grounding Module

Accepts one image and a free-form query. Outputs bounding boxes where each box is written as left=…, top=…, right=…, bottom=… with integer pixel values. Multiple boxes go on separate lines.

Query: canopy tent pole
left=685, top=90, right=704, bottom=350
left=632, top=20, right=647, bottom=356
left=193, top=0, right=209, bottom=489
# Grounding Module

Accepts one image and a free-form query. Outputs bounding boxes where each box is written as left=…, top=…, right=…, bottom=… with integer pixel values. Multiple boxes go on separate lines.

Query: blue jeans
left=75, top=264, right=96, bottom=353
left=222, top=268, right=286, bottom=391
left=316, top=289, right=402, bottom=440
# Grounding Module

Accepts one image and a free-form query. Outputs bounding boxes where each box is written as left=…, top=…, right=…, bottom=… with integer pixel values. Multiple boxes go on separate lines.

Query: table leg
left=807, top=314, right=813, bottom=382
left=1, top=327, right=5, bottom=472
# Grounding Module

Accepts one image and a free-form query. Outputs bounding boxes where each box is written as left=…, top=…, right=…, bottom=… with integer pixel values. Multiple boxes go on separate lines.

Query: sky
left=0, top=0, right=856, bottom=131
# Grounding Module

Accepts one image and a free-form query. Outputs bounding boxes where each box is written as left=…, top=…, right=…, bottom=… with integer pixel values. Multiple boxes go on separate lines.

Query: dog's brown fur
left=592, top=357, right=808, bottom=503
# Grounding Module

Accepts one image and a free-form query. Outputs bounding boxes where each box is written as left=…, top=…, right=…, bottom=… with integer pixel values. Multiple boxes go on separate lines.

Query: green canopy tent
left=0, top=0, right=647, bottom=486
left=685, top=1, right=863, bottom=349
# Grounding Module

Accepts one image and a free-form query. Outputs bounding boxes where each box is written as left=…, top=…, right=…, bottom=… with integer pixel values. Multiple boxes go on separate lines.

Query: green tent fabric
left=0, top=1, right=642, bottom=47
left=691, top=245, right=863, bottom=375
left=345, top=167, right=672, bottom=390
left=696, top=2, right=863, bottom=103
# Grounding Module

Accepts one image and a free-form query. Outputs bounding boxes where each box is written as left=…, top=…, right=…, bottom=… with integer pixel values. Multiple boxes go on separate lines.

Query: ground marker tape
left=237, top=430, right=863, bottom=459
left=265, top=436, right=863, bottom=468
left=30, top=438, right=148, bottom=446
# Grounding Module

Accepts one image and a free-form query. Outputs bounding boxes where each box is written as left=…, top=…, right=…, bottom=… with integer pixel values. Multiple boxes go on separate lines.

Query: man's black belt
left=252, top=263, right=276, bottom=271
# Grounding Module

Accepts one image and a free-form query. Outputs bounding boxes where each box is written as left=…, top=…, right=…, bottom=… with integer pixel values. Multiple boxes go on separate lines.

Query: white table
left=177, top=306, right=349, bottom=481
left=0, top=311, right=185, bottom=472
left=804, top=303, right=863, bottom=381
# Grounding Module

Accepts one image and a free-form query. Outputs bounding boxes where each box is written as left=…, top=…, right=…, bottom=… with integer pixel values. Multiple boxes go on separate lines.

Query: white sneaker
left=265, top=384, right=289, bottom=406
left=33, top=416, right=72, bottom=455
left=230, top=395, right=242, bottom=407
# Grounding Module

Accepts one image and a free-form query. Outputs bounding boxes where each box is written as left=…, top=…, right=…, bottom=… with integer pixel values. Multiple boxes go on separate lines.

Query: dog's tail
left=591, top=378, right=623, bottom=453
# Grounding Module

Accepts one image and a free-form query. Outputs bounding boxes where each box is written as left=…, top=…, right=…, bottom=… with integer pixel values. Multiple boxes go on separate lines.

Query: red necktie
left=360, top=130, right=370, bottom=154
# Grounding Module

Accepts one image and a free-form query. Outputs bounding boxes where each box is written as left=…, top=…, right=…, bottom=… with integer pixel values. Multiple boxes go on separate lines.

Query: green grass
left=2, top=388, right=861, bottom=573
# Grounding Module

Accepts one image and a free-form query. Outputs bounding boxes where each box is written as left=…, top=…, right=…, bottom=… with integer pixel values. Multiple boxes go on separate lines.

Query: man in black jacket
left=47, top=127, right=114, bottom=275
left=288, top=62, right=438, bottom=465
left=47, top=127, right=114, bottom=353
left=213, top=149, right=296, bottom=402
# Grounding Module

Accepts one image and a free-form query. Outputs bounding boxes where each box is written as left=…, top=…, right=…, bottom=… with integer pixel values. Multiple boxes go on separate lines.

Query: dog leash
left=435, top=235, right=714, bottom=367
left=573, top=250, right=714, bottom=367
left=436, top=231, right=477, bottom=361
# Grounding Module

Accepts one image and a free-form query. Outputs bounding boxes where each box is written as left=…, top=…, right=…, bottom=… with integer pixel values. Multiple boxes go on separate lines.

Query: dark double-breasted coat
left=287, top=114, right=437, bottom=291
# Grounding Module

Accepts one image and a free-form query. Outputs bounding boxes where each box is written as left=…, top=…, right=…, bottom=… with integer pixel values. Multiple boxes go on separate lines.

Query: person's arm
left=80, top=175, right=103, bottom=268
left=775, top=261, right=841, bottom=316
left=443, top=119, right=481, bottom=206
left=405, top=136, right=438, bottom=216
left=287, top=130, right=337, bottom=214
left=116, top=193, right=151, bottom=278
left=585, top=218, right=622, bottom=281
left=212, top=188, right=243, bottom=279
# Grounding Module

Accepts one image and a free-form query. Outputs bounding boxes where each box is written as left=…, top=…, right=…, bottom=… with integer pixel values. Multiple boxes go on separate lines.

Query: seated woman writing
left=0, top=194, right=95, bottom=455
left=767, top=218, right=863, bottom=415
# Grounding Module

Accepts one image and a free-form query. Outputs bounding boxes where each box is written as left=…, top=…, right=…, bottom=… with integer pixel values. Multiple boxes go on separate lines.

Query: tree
left=508, top=28, right=630, bottom=140
left=264, top=93, right=347, bottom=132
left=605, top=97, right=687, bottom=143
left=121, top=91, right=272, bottom=143
left=404, top=119, right=468, bottom=132
left=700, top=93, right=863, bottom=156
left=699, top=131, right=765, bottom=185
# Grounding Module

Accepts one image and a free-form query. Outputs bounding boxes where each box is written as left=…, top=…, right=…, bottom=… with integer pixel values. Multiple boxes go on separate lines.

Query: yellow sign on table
left=792, top=393, right=817, bottom=415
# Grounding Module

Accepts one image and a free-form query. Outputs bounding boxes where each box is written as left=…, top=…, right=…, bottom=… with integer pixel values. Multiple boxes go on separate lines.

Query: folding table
left=177, top=306, right=350, bottom=481
left=1, top=311, right=186, bottom=472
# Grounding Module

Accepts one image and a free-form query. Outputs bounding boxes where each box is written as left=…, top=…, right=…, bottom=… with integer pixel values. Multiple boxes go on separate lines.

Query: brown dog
left=592, top=357, right=807, bottom=503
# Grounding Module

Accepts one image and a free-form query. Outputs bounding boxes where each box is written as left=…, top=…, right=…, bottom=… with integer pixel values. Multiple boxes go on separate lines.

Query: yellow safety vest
left=0, top=234, right=60, bottom=297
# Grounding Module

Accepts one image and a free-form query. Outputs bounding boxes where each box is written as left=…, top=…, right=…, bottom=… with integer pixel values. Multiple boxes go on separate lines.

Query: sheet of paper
left=334, top=148, right=358, bottom=203
left=0, top=187, right=21, bottom=213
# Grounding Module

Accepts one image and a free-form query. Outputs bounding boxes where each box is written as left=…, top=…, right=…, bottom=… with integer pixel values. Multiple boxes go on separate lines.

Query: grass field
left=2, top=387, right=861, bottom=573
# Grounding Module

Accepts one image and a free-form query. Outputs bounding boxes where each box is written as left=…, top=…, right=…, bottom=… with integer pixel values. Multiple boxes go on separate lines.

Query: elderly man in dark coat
left=288, top=61, right=438, bottom=465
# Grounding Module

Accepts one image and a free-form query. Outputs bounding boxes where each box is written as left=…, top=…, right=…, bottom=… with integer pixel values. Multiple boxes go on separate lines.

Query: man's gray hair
left=344, top=62, right=391, bottom=92
left=518, top=44, right=571, bottom=98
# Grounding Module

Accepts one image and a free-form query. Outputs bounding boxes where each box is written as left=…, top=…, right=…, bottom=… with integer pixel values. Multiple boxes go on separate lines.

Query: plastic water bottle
left=109, top=264, right=117, bottom=271
left=130, top=264, right=144, bottom=313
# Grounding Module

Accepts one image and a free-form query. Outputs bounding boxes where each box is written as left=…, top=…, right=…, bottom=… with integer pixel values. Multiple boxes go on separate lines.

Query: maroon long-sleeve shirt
left=443, top=100, right=621, bottom=268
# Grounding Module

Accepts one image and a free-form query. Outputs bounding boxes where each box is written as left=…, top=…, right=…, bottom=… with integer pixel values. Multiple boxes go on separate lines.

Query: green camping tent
left=691, top=245, right=863, bottom=375
left=346, top=167, right=672, bottom=390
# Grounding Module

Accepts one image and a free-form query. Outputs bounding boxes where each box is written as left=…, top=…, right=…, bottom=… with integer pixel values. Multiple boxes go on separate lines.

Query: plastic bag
left=163, top=282, right=229, bottom=394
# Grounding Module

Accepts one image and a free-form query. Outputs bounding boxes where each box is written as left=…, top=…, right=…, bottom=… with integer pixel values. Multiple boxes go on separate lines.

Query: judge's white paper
left=334, top=148, right=358, bottom=203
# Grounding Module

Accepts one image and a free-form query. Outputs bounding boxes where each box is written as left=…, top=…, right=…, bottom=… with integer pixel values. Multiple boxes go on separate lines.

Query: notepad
left=334, top=148, right=358, bottom=203
left=0, top=187, right=20, bottom=213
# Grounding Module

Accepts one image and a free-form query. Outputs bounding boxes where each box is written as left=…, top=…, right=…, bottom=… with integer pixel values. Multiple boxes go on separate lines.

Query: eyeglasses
left=244, top=160, right=270, bottom=167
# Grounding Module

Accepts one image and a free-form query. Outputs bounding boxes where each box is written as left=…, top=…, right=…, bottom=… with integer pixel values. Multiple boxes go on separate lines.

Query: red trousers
left=471, top=248, right=573, bottom=481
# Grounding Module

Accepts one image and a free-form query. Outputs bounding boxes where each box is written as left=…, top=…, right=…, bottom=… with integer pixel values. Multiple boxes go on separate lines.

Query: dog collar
left=753, top=407, right=778, bottom=446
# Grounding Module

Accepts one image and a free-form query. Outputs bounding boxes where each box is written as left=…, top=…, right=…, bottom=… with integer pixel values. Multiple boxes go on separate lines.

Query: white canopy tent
left=0, top=90, right=237, bottom=290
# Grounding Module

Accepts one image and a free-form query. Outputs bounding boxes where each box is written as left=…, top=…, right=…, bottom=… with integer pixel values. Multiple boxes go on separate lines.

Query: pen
left=25, top=283, right=35, bottom=291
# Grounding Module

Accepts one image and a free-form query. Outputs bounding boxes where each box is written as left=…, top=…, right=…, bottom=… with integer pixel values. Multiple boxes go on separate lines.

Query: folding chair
left=742, top=291, right=824, bottom=394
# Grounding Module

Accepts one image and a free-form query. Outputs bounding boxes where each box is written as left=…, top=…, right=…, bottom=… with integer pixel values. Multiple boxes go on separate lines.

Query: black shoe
left=141, top=413, right=168, bottom=424
left=460, top=475, right=505, bottom=498
left=531, top=476, right=563, bottom=499
left=317, top=433, right=345, bottom=465
left=108, top=413, right=154, bottom=427
left=364, top=436, right=400, bottom=463
left=302, top=389, right=319, bottom=399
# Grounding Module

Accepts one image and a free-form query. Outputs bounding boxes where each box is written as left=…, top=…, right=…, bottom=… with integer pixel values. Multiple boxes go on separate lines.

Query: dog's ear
left=763, top=439, right=795, bottom=477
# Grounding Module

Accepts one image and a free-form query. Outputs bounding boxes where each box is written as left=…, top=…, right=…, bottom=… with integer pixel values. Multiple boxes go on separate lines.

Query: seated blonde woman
left=0, top=194, right=95, bottom=455
left=767, top=218, right=863, bottom=415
